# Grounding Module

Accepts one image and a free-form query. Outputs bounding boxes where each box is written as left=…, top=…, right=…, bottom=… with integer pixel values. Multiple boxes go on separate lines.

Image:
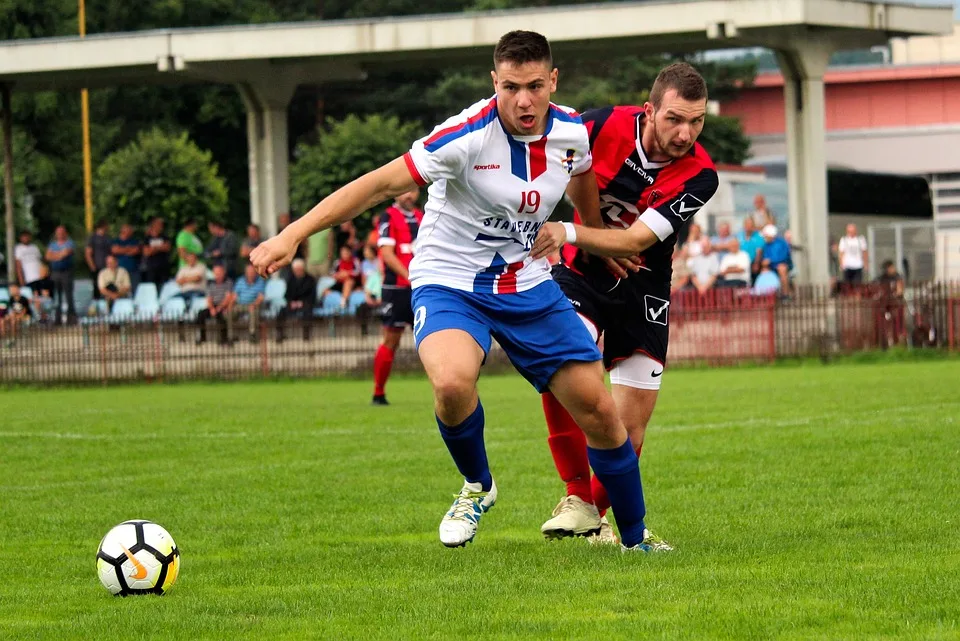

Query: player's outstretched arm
left=249, top=158, right=420, bottom=277
left=532, top=219, right=659, bottom=259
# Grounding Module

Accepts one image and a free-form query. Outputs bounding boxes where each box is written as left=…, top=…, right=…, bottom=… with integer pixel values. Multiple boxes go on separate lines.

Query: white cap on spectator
left=292, top=258, right=306, bottom=269
left=762, top=224, right=778, bottom=238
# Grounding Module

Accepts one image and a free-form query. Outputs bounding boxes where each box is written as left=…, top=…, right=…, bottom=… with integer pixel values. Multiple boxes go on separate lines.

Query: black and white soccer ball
left=96, top=520, right=180, bottom=596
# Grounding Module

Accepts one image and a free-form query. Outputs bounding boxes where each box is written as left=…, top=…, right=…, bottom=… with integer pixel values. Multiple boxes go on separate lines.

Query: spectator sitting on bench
left=97, top=255, right=131, bottom=312
left=330, top=245, right=360, bottom=310
left=761, top=224, right=793, bottom=296
left=277, top=259, right=316, bottom=343
left=233, top=264, right=266, bottom=343
left=175, top=252, right=207, bottom=305
left=195, top=264, right=234, bottom=345
left=1, top=283, right=33, bottom=344
left=717, top=237, right=752, bottom=288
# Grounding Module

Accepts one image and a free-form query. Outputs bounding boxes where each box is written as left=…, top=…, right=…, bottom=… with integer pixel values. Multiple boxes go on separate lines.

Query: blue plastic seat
left=134, top=282, right=159, bottom=307
left=160, top=297, right=186, bottom=320
left=158, top=280, right=181, bottom=305
left=264, top=278, right=287, bottom=317
left=346, top=291, right=366, bottom=315
left=107, top=298, right=136, bottom=322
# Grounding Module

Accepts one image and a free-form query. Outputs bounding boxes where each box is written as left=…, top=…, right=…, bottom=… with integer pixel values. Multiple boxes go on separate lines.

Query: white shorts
left=576, top=313, right=662, bottom=391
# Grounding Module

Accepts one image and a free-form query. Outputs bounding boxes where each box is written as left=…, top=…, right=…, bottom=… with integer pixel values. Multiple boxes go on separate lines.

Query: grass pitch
left=1, top=361, right=958, bottom=640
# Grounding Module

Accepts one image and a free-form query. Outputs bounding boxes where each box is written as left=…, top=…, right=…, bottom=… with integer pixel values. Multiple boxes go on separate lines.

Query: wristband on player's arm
left=561, top=222, right=577, bottom=244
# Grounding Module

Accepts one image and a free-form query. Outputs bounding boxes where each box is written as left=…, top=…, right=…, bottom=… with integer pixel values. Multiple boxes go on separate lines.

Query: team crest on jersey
left=647, top=190, right=663, bottom=207
left=562, top=149, right=576, bottom=174
left=644, top=295, right=670, bottom=326
left=669, top=192, right=706, bottom=221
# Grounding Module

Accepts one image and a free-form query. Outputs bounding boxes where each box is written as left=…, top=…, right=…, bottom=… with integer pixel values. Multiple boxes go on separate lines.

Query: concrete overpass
left=0, top=0, right=952, bottom=283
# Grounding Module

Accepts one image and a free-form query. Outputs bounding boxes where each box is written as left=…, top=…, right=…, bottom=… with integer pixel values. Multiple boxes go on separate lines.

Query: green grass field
left=2, top=361, right=959, bottom=640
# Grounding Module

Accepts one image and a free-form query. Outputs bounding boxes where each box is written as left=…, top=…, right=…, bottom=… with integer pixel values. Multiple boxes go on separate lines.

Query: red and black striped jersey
left=377, top=205, right=423, bottom=288
left=562, top=105, right=719, bottom=292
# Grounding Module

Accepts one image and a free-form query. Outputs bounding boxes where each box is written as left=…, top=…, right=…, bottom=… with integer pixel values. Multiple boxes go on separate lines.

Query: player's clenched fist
left=249, top=234, right=298, bottom=278
left=530, top=222, right=568, bottom=260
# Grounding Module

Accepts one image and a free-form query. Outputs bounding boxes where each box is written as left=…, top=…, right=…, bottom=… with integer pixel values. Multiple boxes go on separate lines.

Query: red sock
left=373, top=344, right=395, bottom=396
left=543, top=392, right=592, bottom=503
left=593, top=441, right=643, bottom=516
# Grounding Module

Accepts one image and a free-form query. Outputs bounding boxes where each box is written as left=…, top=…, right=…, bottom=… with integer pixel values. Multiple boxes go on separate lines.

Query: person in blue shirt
left=233, top=264, right=266, bottom=342
left=111, top=223, right=142, bottom=294
left=752, top=259, right=781, bottom=295
left=736, top=216, right=764, bottom=282
left=44, top=225, right=78, bottom=323
left=760, top=224, right=792, bottom=295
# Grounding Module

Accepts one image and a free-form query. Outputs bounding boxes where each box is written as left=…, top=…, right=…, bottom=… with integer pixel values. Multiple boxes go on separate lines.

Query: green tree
left=94, top=129, right=228, bottom=232
left=290, top=115, right=422, bottom=234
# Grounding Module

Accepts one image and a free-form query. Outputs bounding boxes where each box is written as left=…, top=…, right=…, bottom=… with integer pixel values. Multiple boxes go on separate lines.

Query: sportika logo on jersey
left=562, top=149, right=576, bottom=174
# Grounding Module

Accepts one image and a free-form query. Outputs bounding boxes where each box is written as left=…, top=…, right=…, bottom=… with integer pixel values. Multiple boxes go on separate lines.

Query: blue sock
left=436, top=400, right=492, bottom=491
left=588, top=439, right=646, bottom=547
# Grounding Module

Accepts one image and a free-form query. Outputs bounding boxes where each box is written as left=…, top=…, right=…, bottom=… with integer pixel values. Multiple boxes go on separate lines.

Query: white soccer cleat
left=620, top=528, right=674, bottom=553
left=587, top=515, right=619, bottom=546
left=540, top=495, right=601, bottom=540
left=439, top=479, right=497, bottom=548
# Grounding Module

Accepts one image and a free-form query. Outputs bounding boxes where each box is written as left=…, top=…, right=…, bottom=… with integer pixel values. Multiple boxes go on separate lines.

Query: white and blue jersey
left=404, top=96, right=592, bottom=294
left=404, top=97, right=601, bottom=391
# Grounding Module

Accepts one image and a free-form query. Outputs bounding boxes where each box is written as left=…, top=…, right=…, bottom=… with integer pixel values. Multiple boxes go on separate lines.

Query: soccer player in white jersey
left=251, top=31, right=659, bottom=551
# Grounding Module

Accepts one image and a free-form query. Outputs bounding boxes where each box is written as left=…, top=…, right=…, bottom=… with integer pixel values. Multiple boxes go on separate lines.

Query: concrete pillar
left=238, top=76, right=298, bottom=239
left=775, top=43, right=832, bottom=285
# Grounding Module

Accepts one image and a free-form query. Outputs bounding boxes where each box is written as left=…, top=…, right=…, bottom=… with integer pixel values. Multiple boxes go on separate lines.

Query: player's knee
left=431, top=373, right=476, bottom=415
left=571, top=391, right=620, bottom=439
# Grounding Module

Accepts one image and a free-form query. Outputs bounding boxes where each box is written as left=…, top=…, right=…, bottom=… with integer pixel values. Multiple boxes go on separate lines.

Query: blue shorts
left=411, top=281, right=602, bottom=392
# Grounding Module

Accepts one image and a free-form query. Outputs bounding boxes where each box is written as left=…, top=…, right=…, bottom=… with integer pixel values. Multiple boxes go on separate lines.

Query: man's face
left=120, top=224, right=133, bottom=239
left=645, top=89, right=706, bottom=160
left=19, top=232, right=30, bottom=244
left=754, top=194, right=766, bottom=210
left=245, top=265, right=257, bottom=282
left=718, top=223, right=730, bottom=237
left=730, top=238, right=740, bottom=253
left=292, top=262, right=305, bottom=277
left=106, top=256, right=118, bottom=270
left=214, top=266, right=226, bottom=282
left=278, top=213, right=291, bottom=229
left=688, top=224, right=701, bottom=239
left=492, top=60, right=557, bottom=136
left=55, top=226, right=67, bottom=241
left=9, top=285, right=19, bottom=297
left=186, top=252, right=197, bottom=265
left=846, top=224, right=857, bottom=236
left=744, top=218, right=755, bottom=234
left=396, top=189, right=419, bottom=211
left=247, top=225, right=260, bottom=240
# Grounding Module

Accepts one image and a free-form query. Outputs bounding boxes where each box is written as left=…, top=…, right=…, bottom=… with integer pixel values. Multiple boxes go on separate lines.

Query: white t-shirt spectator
left=838, top=235, right=868, bottom=270
left=719, top=250, right=752, bottom=285
left=688, top=252, right=719, bottom=283
left=176, top=263, right=207, bottom=294
left=15, top=242, right=43, bottom=283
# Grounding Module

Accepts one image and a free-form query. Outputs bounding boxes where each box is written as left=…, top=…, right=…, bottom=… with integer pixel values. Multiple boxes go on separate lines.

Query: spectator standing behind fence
left=112, top=223, right=142, bottom=294
left=15, top=230, right=44, bottom=288
left=97, top=255, right=131, bottom=312
left=751, top=194, right=775, bottom=228
left=31, top=264, right=55, bottom=322
left=717, top=237, right=752, bottom=288
left=205, top=221, right=240, bottom=279
left=276, top=258, right=316, bottom=343
left=671, top=246, right=691, bottom=292
left=838, top=223, right=868, bottom=286
left=176, top=220, right=204, bottom=269
left=761, top=225, right=793, bottom=296
left=175, top=252, right=207, bottom=305
left=85, top=220, right=112, bottom=299
left=233, top=264, right=266, bottom=343
left=710, top=222, right=736, bottom=260
left=142, top=217, right=172, bottom=292
left=737, top=216, right=765, bottom=281
left=195, top=264, right=234, bottom=345
left=682, top=222, right=708, bottom=259
left=44, top=226, right=77, bottom=323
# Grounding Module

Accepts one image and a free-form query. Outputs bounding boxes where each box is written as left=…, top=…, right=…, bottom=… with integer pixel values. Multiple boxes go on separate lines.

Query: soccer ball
left=96, top=520, right=180, bottom=596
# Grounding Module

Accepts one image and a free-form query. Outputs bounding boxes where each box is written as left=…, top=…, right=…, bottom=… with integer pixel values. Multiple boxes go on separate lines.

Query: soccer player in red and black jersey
left=371, top=188, right=424, bottom=405
left=530, top=63, right=719, bottom=547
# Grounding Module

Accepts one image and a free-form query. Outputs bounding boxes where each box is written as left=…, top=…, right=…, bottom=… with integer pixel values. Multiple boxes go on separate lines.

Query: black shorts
left=551, top=265, right=669, bottom=368
left=381, top=287, right=413, bottom=328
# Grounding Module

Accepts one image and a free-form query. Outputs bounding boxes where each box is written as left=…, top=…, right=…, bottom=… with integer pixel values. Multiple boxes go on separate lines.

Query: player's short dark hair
left=650, top=62, right=708, bottom=108
left=493, top=31, right=552, bottom=68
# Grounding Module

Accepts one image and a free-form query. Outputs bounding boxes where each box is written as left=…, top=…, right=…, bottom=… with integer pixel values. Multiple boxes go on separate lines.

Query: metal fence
left=1, top=281, right=957, bottom=385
